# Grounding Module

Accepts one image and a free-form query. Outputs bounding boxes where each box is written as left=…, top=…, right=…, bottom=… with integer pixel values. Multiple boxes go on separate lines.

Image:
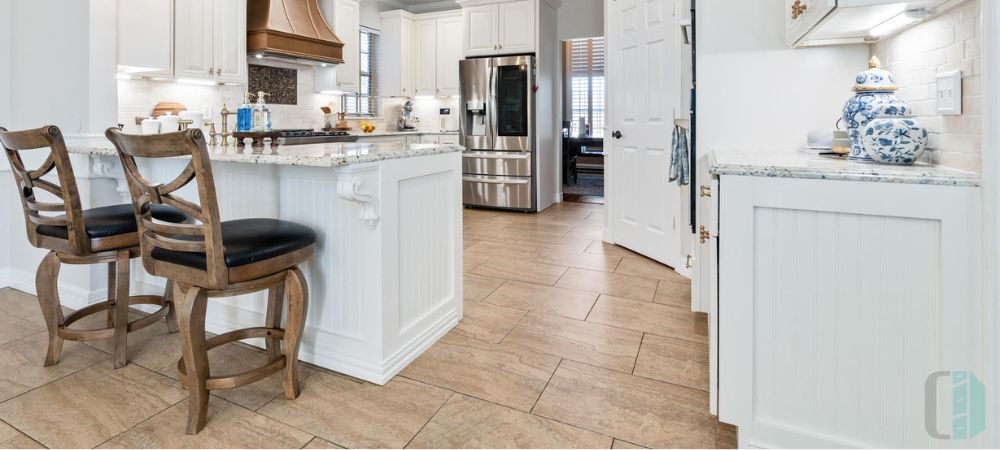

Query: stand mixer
left=397, top=100, right=419, bottom=131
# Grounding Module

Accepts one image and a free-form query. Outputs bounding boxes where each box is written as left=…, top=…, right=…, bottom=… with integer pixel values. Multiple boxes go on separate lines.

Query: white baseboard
left=2, top=268, right=107, bottom=311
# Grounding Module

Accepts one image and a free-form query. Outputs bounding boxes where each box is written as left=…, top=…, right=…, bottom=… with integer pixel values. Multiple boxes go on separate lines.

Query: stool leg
left=164, top=279, right=179, bottom=333
left=112, top=250, right=130, bottom=369
left=35, top=251, right=64, bottom=367
left=106, top=260, right=116, bottom=328
left=282, top=268, right=308, bottom=400
left=265, top=282, right=285, bottom=361
left=175, top=284, right=209, bottom=434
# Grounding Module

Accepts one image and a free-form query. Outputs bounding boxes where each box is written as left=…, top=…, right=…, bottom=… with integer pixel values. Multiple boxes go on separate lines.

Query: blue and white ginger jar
left=861, top=117, right=928, bottom=165
left=842, top=56, right=909, bottom=161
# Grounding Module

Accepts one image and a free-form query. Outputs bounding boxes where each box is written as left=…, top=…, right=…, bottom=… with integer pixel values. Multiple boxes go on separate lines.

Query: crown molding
left=376, top=0, right=459, bottom=14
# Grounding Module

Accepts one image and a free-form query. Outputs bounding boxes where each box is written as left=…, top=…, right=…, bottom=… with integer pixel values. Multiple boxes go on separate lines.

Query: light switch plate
left=936, top=70, right=963, bottom=115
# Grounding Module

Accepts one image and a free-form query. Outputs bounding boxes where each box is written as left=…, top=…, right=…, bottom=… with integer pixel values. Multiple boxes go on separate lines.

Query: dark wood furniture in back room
left=105, top=128, right=318, bottom=434
left=0, top=125, right=188, bottom=369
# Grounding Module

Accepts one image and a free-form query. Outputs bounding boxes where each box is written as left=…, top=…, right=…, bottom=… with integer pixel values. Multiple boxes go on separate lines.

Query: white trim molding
left=980, top=0, right=1000, bottom=446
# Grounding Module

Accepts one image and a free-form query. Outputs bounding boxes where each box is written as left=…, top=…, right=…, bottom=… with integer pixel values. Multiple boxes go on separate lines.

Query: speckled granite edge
left=67, top=144, right=464, bottom=168
left=709, top=152, right=981, bottom=187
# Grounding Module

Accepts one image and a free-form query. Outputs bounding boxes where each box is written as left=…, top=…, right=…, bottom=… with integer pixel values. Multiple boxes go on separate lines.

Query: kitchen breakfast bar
left=49, top=141, right=464, bottom=384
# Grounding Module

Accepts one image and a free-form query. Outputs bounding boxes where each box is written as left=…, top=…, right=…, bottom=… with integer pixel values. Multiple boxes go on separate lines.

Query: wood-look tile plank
left=716, top=422, right=739, bottom=449
left=98, top=397, right=313, bottom=449
left=615, top=256, right=688, bottom=283
left=555, top=268, right=658, bottom=301
left=587, top=296, right=708, bottom=344
left=0, top=360, right=187, bottom=449
left=0, top=312, right=45, bottom=348
left=408, top=394, right=612, bottom=449
left=612, top=439, right=648, bottom=448
left=633, top=334, right=709, bottom=391
left=0, top=332, right=109, bottom=403
left=400, top=333, right=560, bottom=412
left=465, top=241, right=544, bottom=259
left=463, top=273, right=506, bottom=301
left=303, top=437, right=345, bottom=449
left=532, top=360, right=716, bottom=449
left=516, top=234, right=595, bottom=253
left=584, top=241, right=643, bottom=258
left=503, top=222, right=574, bottom=237
left=501, top=313, right=642, bottom=373
left=536, top=250, right=622, bottom=273
left=258, top=373, right=451, bottom=449
left=484, top=281, right=598, bottom=320
left=472, top=257, right=568, bottom=286
left=454, top=299, right=526, bottom=343
left=653, top=279, right=692, bottom=308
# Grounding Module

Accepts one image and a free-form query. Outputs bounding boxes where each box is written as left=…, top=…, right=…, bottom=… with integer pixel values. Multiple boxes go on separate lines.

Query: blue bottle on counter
left=236, top=92, right=253, bottom=132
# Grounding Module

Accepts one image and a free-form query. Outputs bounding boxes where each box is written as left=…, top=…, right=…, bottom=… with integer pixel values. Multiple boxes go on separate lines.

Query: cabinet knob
left=791, top=0, right=807, bottom=19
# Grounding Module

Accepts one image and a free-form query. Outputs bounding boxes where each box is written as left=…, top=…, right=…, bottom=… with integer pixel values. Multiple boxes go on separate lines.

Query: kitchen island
left=62, top=141, right=464, bottom=384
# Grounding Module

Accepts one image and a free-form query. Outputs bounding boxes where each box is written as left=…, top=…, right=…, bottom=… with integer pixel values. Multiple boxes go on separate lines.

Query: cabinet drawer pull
left=463, top=176, right=529, bottom=185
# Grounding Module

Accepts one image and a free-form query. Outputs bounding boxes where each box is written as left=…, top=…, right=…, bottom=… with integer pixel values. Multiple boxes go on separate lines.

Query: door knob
left=612, top=130, right=623, bottom=139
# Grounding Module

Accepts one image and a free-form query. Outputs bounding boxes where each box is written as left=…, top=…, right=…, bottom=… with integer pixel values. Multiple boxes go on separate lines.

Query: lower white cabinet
left=357, top=136, right=408, bottom=146
left=715, top=174, right=986, bottom=448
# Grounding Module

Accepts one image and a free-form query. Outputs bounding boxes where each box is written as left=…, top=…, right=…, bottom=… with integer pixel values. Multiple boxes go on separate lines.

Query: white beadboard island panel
left=718, top=173, right=986, bottom=448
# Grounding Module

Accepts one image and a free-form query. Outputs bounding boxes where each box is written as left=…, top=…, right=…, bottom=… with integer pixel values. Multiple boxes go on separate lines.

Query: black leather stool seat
left=151, top=218, right=316, bottom=270
left=36, top=204, right=188, bottom=239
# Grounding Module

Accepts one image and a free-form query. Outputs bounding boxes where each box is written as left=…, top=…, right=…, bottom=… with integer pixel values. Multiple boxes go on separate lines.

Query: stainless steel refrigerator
left=459, top=55, right=536, bottom=211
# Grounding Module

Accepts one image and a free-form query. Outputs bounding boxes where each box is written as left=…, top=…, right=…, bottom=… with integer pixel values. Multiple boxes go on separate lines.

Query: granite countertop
left=68, top=141, right=463, bottom=168
left=352, top=130, right=460, bottom=137
left=709, top=151, right=980, bottom=187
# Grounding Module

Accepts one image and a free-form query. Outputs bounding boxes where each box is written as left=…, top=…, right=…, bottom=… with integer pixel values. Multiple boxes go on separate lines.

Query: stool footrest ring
left=57, top=295, right=170, bottom=341
left=177, top=327, right=287, bottom=391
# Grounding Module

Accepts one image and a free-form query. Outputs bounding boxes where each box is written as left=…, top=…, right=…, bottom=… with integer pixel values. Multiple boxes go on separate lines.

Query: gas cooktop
left=277, top=129, right=359, bottom=145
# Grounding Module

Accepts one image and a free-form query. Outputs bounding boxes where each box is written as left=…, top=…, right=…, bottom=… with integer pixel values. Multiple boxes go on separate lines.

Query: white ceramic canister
left=140, top=117, right=160, bottom=135
left=841, top=56, right=910, bottom=160
left=156, top=112, right=181, bottom=133
left=179, top=110, right=205, bottom=130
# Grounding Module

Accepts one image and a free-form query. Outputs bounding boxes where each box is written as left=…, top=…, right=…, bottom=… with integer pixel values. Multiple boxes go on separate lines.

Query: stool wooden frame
left=105, top=128, right=313, bottom=435
left=0, top=125, right=176, bottom=369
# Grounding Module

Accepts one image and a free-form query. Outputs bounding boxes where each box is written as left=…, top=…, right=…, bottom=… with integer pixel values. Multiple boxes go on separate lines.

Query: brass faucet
left=209, top=103, right=237, bottom=147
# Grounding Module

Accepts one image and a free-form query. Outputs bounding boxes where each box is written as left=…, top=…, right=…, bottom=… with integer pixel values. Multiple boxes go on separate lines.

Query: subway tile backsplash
left=870, top=0, right=982, bottom=172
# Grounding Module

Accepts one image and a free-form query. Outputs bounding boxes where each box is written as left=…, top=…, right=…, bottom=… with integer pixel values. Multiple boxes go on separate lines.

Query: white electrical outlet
left=936, top=70, right=963, bottom=115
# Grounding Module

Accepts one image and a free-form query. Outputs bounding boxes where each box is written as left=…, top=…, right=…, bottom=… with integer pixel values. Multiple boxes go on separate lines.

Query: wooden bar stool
left=0, top=125, right=188, bottom=368
left=105, top=128, right=316, bottom=434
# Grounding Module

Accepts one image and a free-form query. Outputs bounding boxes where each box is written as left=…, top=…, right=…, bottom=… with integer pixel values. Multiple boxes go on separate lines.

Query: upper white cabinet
left=173, top=0, right=246, bottom=83
left=787, top=0, right=954, bottom=48
left=410, top=12, right=463, bottom=97
left=435, top=16, right=464, bottom=96
left=459, top=0, right=535, bottom=57
left=380, top=10, right=415, bottom=97
left=117, top=0, right=173, bottom=76
left=414, top=18, right=438, bottom=96
left=333, top=0, right=361, bottom=92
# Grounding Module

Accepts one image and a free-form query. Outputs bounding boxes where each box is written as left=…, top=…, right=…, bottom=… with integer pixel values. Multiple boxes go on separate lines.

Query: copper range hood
left=247, top=0, right=344, bottom=65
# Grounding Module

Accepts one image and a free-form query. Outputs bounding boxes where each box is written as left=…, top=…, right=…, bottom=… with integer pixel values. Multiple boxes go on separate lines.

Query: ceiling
left=376, top=0, right=459, bottom=13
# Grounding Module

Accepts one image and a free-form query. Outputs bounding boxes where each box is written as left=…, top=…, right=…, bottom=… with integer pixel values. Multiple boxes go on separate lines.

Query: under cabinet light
left=870, top=9, right=932, bottom=37
left=177, top=78, right=219, bottom=86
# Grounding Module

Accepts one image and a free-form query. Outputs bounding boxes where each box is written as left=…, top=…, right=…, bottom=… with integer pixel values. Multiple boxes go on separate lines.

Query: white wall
left=557, top=0, right=603, bottom=40
left=696, top=0, right=869, bottom=154
left=0, top=0, right=10, bottom=128
left=361, top=0, right=385, bottom=29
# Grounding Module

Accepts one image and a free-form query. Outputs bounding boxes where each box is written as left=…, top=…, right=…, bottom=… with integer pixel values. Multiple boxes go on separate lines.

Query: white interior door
left=607, top=0, right=681, bottom=268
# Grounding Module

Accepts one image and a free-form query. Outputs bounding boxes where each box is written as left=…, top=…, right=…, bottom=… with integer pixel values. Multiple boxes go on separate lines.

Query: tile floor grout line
left=89, top=392, right=191, bottom=449
left=632, top=333, right=646, bottom=375
left=494, top=309, right=529, bottom=345
left=528, top=358, right=562, bottom=414
left=402, top=391, right=455, bottom=449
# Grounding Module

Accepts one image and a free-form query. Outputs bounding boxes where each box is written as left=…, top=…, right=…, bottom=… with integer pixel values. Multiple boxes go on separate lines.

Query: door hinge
left=699, top=225, right=710, bottom=244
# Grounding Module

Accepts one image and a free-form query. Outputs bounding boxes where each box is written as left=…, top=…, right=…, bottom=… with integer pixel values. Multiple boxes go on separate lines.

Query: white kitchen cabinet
left=459, top=0, right=535, bottom=57
left=333, top=0, right=361, bottom=92
left=462, top=4, right=498, bottom=57
left=357, top=135, right=408, bottom=146
left=435, top=16, right=464, bottom=96
left=438, top=135, right=459, bottom=145
left=414, top=19, right=438, bottom=96
left=786, top=0, right=954, bottom=48
left=710, top=153, right=986, bottom=447
left=379, top=11, right=415, bottom=97
left=117, top=0, right=173, bottom=76
left=174, top=0, right=246, bottom=83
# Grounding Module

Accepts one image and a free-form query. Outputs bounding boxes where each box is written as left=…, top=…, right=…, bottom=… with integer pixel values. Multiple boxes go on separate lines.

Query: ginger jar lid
left=853, top=56, right=898, bottom=92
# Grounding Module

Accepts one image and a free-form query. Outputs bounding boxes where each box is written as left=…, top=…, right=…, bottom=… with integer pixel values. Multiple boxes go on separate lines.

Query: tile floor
left=0, top=202, right=737, bottom=449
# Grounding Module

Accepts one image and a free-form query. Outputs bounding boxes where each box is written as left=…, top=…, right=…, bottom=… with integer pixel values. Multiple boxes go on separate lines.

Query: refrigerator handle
left=488, top=59, right=497, bottom=150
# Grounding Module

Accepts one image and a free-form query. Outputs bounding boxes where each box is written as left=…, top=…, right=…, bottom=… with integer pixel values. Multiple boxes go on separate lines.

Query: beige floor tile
left=615, top=256, right=688, bottom=283
left=0, top=312, right=45, bottom=348
left=555, top=268, right=658, bottom=301
left=0, top=420, right=19, bottom=443
left=536, top=250, right=622, bottom=273
left=633, top=334, right=709, bottom=391
left=99, top=396, right=313, bottom=449
left=472, top=257, right=568, bottom=286
left=503, top=222, right=574, bottom=237
left=82, top=312, right=183, bottom=374
left=464, top=273, right=506, bottom=301
left=453, top=299, right=526, bottom=343
left=0, top=433, right=44, bottom=449
left=465, top=240, right=544, bottom=259
left=304, top=437, right=345, bottom=449
left=587, top=296, right=708, bottom=344
left=0, top=332, right=109, bottom=402
left=612, top=438, right=647, bottom=448
left=716, top=422, right=739, bottom=449
left=653, top=279, right=692, bottom=308
left=565, top=225, right=605, bottom=240
left=0, top=360, right=187, bottom=449
left=533, top=360, right=716, bottom=448
left=484, top=281, right=597, bottom=320
left=584, top=241, right=643, bottom=258
left=408, top=394, right=612, bottom=449
left=515, top=234, right=595, bottom=253
left=463, top=228, right=528, bottom=245
left=259, top=373, right=451, bottom=449
left=501, top=313, right=642, bottom=373
left=400, top=333, right=560, bottom=412
left=464, top=251, right=491, bottom=273
left=0, top=289, right=45, bottom=323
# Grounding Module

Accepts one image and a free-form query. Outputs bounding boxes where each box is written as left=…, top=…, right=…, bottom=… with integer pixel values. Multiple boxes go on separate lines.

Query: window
left=343, top=27, right=380, bottom=117
left=566, top=37, right=605, bottom=138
